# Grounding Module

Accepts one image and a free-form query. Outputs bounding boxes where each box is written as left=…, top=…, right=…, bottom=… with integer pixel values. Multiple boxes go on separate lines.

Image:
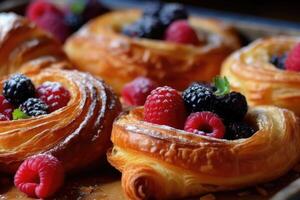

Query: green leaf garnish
left=70, top=0, right=86, bottom=14
left=12, top=108, right=30, bottom=120
left=213, top=76, right=230, bottom=96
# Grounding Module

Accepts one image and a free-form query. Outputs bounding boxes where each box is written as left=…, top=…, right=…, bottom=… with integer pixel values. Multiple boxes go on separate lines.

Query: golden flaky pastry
left=221, top=37, right=300, bottom=116
left=107, top=106, right=300, bottom=200
left=64, top=10, right=240, bottom=93
left=0, top=13, right=122, bottom=173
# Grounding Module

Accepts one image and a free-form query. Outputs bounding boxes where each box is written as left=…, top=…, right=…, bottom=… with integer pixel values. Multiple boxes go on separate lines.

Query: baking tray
left=1, top=0, right=300, bottom=199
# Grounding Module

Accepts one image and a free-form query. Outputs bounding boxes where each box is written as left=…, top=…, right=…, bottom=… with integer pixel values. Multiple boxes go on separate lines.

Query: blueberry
left=159, top=3, right=188, bottom=26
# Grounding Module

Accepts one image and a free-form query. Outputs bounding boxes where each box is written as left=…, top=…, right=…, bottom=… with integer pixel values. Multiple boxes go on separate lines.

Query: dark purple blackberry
left=159, top=3, right=188, bottom=26
left=216, top=92, right=248, bottom=121
left=143, top=2, right=163, bottom=17
left=3, top=74, right=35, bottom=106
left=225, top=121, right=256, bottom=140
left=182, top=83, right=217, bottom=113
left=270, top=53, right=287, bottom=70
left=20, top=98, right=48, bottom=117
left=64, top=13, right=83, bottom=33
left=123, top=16, right=165, bottom=39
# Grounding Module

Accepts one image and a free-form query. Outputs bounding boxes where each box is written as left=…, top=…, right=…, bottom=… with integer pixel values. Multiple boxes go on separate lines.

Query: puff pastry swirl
left=0, top=68, right=121, bottom=174
left=64, top=10, right=240, bottom=93
left=0, top=12, right=68, bottom=76
left=221, top=37, right=300, bottom=115
left=107, top=106, right=300, bottom=199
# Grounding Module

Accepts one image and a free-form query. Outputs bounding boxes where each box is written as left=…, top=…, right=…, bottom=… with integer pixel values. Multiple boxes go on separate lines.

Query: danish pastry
left=64, top=9, right=240, bottom=93
left=0, top=68, right=121, bottom=173
left=221, top=37, right=300, bottom=115
left=0, top=12, right=68, bottom=76
left=107, top=106, right=300, bottom=199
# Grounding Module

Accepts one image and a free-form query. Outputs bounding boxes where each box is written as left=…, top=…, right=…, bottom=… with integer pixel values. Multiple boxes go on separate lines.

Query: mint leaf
left=13, top=109, right=30, bottom=120
left=213, top=76, right=230, bottom=96
left=70, top=0, right=86, bottom=14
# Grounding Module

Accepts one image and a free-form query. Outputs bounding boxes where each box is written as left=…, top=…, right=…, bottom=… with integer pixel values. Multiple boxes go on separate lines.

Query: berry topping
left=285, top=43, right=300, bottom=72
left=225, top=121, right=256, bottom=140
left=270, top=54, right=287, bottom=70
left=123, top=16, right=165, bottom=39
left=184, top=111, right=225, bottom=139
left=64, top=12, right=83, bottom=33
left=14, top=154, right=64, bottom=199
left=0, top=113, right=9, bottom=121
left=20, top=98, right=48, bottom=117
left=36, top=82, right=70, bottom=112
left=159, top=3, right=188, bottom=26
left=26, top=0, right=70, bottom=43
left=164, top=20, right=199, bottom=45
left=0, top=95, right=13, bottom=119
left=144, top=86, right=186, bottom=129
left=143, top=2, right=163, bottom=17
left=182, top=82, right=216, bottom=113
left=3, top=74, right=35, bottom=106
left=216, top=92, right=248, bottom=121
left=122, top=77, right=158, bottom=106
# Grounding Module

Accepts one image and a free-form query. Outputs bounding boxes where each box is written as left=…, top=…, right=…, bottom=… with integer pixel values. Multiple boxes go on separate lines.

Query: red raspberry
left=0, top=95, right=13, bottom=119
left=144, top=86, right=186, bottom=129
left=36, top=82, right=71, bottom=112
left=14, top=154, right=64, bottom=199
left=285, top=43, right=300, bottom=72
left=26, top=0, right=70, bottom=43
left=184, top=111, right=225, bottom=139
left=164, top=20, right=199, bottom=45
left=121, top=77, right=158, bottom=106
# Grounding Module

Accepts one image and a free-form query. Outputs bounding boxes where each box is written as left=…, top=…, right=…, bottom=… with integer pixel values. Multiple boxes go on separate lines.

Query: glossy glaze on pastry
left=64, top=10, right=240, bottom=93
left=0, top=12, right=68, bottom=76
left=107, top=106, right=300, bottom=199
left=221, top=37, right=300, bottom=115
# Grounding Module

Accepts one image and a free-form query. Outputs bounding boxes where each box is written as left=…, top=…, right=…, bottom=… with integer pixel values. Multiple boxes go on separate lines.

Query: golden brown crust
left=107, top=106, right=300, bottom=199
left=221, top=36, right=300, bottom=116
left=0, top=12, right=68, bottom=76
left=64, top=9, right=240, bottom=93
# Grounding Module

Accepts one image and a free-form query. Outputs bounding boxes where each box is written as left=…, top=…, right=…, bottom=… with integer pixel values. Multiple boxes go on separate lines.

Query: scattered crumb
left=80, top=186, right=94, bottom=195
left=200, top=193, right=216, bottom=200
left=256, top=186, right=268, bottom=196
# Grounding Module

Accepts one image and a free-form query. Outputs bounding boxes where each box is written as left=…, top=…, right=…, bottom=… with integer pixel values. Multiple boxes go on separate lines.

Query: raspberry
left=3, top=74, right=35, bottom=106
left=14, top=154, right=64, bottom=199
left=182, top=82, right=217, bottom=113
left=270, top=54, right=287, bottom=70
left=164, top=20, right=199, bottom=45
left=215, top=92, right=248, bottom=121
left=36, top=82, right=71, bottom=112
left=0, top=95, right=14, bottom=119
left=159, top=3, right=188, bottom=26
left=184, top=111, right=225, bottom=139
left=144, top=86, right=186, bottom=129
left=225, top=121, right=256, bottom=140
left=285, top=43, right=300, bottom=72
left=20, top=98, right=48, bottom=117
left=121, top=77, right=158, bottom=106
left=26, top=0, right=70, bottom=43
left=0, top=113, right=9, bottom=121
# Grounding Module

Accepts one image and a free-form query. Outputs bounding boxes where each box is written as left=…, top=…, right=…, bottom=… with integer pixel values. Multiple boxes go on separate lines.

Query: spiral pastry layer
left=107, top=106, right=300, bottom=199
left=64, top=10, right=240, bottom=93
left=221, top=36, right=300, bottom=115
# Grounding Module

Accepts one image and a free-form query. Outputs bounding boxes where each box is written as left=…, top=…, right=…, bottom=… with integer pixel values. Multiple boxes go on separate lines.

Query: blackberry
left=225, top=121, right=256, bottom=140
left=20, top=98, right=48, bottom=116
left=270, top=54, right=287, bottom=70
left=3, top=74, right=35, bottom=106
left=182, top=83, right=217, bottom=113
left=216, top=92, right=248, bottom=121
left=143, top=2, right=163, bottom=17
left=159, top=3, right=188, bottom=26
left=64, top=13, right=83, bottom=33
left=123, top=16, right=165, bottom=39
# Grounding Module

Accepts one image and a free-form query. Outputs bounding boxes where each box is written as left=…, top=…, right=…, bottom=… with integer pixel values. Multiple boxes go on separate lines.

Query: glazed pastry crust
left=221, top=37, right=300, bottom=116
left=64, top=9, right=240, bottom=93
left=107, top=106, right=300, bottom=199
